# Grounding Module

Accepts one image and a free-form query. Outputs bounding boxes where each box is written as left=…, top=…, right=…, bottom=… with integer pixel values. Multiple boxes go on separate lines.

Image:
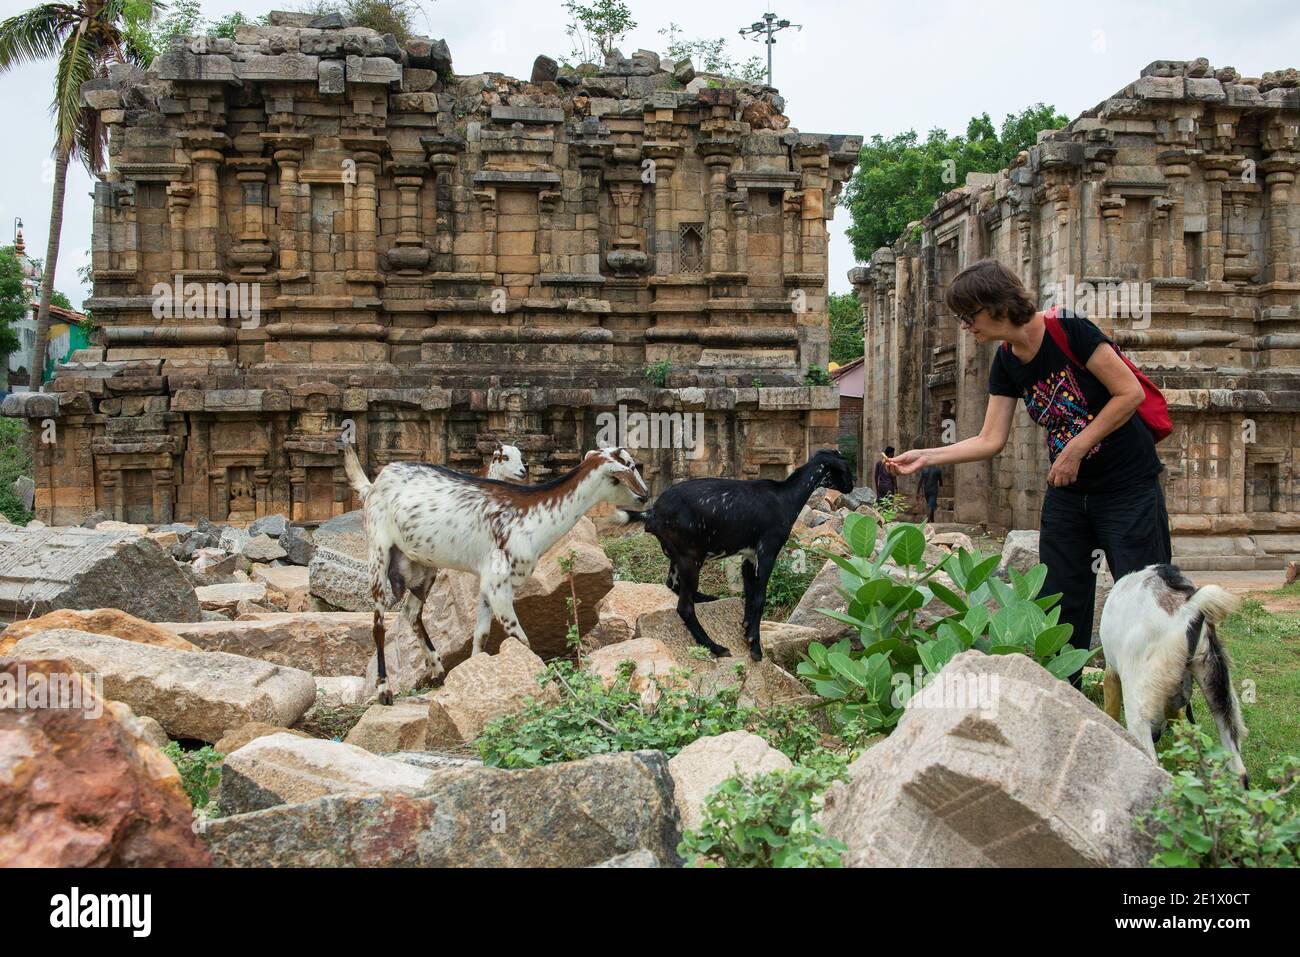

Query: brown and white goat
left=1099, top=563, right=1248, bottom=784
left=479, top=442, right=528, bottom=482
left=342, top=444, right=650, bottom=704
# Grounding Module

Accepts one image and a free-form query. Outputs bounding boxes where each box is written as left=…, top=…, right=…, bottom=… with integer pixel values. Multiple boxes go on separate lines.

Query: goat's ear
left=584, top=449, right=602, bottom=462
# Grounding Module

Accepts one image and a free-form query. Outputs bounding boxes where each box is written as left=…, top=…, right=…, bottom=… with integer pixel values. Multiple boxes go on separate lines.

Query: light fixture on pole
left=738, top=11, right=801, bottom=88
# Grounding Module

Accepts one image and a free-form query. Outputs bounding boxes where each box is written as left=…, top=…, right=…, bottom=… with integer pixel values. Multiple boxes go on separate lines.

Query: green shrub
left=476, top=661, right=821, bottom=768
left=163, top=741, right=223, bottom=818
left=804, top=365, right=832, bottom=387
left=0, top=417, right=34, bottom=525
left=1137, top=722, right=1300, bottom=867
left=798, top=513, right=1093, bottom=736
left=679, top=754, right=850, bottom=867
left=644, top=359, right=672, bottom=388
left=765, top=545, right=818, bottom=618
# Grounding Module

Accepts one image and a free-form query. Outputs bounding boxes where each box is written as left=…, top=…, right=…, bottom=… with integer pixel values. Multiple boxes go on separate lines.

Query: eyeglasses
left=957, top=308, right=985, bottom=328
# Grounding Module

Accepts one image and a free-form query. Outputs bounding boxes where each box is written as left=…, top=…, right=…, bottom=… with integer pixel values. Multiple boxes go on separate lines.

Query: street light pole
left=738, top=11, right=801, bottom=88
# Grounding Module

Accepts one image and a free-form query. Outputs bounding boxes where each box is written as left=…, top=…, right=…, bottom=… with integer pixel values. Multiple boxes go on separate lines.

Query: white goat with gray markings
left=1099, top=563, right=1248, bottom=785
left=343, top=444, right=649, bottom=704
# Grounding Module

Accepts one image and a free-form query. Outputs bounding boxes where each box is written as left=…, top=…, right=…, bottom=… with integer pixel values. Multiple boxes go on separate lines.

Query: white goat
left=481, top=442, right=528, bottom=482
left=1099, top=563, right=1248, bottom=784
left=342, top=444, right=650, bottom=704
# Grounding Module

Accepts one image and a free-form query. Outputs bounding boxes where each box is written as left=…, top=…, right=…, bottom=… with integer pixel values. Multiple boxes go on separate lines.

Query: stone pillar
left=350, top=149, right=382, bottom=279
left=699, top=144, right=737, bottom=274
left=227, top=156, right=273, bottom=275
left=796, top=142, right=830, bottom=278
left=575, top=143, right=608, bottom=276
left=166, top=183, right=194, bottom=276
left=645, top=145, right=680, bottom=275
left=1100, top=195, right=1125, bottom=275
left=1261, top=152, right=1297, bottom=283
left=1223, top=185, right=1254, bottom=281
left=1200, top=156, right=1233, bottom=282
left=1158, top=150, right=1191, bottom=278
left=266, top=134, right=310, bottom=280
left=474, top=187, right=498, bottom=277
left=387, top=160, right=431, bottom=274
left=422, top=136, right=465, bottom=274
left=182, top=132, right=229, bottom=277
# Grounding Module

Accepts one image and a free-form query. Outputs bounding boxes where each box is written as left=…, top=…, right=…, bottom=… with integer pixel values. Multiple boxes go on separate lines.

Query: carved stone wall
left=4, top=11, right=860, bottom=526
left=851, top=59, right=1300, bottom=569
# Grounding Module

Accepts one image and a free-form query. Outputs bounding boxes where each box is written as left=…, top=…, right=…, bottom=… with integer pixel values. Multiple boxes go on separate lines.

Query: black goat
left=618, top=448, right=854, bottom=661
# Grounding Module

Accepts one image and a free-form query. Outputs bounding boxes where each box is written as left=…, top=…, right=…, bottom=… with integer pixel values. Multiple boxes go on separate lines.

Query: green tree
left=561, top=0, right=635, bottom=66
left=0, top=0, right=155, bottom=390
left=658, top=22, right=763, bottom=82
left=843, top=104, right=1068, bottom=259
left=300, top=0, right=419, bottom=43
left=828, top=291, right=863, bottom=366
left=0, top=247, right=26, bottom=361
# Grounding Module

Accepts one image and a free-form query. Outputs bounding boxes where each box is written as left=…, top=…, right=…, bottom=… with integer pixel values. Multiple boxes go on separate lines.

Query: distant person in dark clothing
left=874, top=446, right=897, bottom=500
left=917, top=465, right=942, bottom=522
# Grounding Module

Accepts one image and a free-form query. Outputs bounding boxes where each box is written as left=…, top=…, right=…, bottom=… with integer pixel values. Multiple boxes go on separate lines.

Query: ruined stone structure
left=851, top=59, right=1300, bottom=569
left=4, top=12, right=859, bottom=526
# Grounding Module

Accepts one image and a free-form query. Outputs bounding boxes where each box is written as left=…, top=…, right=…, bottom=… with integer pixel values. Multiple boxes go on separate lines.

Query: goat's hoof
left=377, top=688, right=393, bottom=706
left=748, top=645, right=763, bottom=662
left=710, top=644, right=731, bottom=658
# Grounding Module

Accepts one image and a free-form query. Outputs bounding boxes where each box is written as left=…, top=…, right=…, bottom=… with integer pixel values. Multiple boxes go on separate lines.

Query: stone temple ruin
left=851, top=59, right=1300, bottom=570
left=3, top=11, right=860, bottom=526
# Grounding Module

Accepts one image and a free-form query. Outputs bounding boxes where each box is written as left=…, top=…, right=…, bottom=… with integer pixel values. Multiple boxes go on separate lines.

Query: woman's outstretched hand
left=887, top=450, right=927, bottom=476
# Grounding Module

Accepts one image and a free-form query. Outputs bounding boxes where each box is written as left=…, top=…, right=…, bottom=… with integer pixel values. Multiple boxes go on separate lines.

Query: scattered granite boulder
left=279, top=525, right=316, bottom=566
left=249, top=514, right=289, bottom=538
left=786, top=559, right=855, bottom=643
left=0, top=658, right=212, bottom=867
left=592, top=849, right=661, bottom=867
left=214, top=722, right=311, bottom=756
left=249, top=565, right=310, bottom=612
left=0, top=525, right=202, bottom=622
left=308, top=545, right=367, bottom=611
left=818, top=651, right=1169, bottom=867
left=588, top=581, right=679, bottom=648
left=583, top=636, right=682, bottom=705
left=203, top=750, right=681, bottom=867
left=8, top=629, right=318, bottom=743
left=162, top=613, right=374, bottom=670
left=633, top=598, right=808, bottom=706
left=756, top=619, right=825, bottom=673
left=314, top=675, right=366, bottom=708
left=530, top=54, right=558, bottom=83
left=196, top=582, right=268, bottom=616
left=344, top=700, right=430, bottom=753
left=242, top=534, right=288, bottom=563
left=999, top=530, right=1040, bottom=575
left=842, top=486, right=877, bottom=509
left=217, top=732, right=436, bottom=816
left=668, top=731, right=793, bottom=832
left=425, top=638, right=559, bottom=747
left=0, top=607, right=199, bottom=656
left=11, top=475, right=35, bottom=511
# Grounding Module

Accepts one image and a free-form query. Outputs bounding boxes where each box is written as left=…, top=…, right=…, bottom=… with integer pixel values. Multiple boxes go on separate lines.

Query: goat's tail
left=341, top=443, right=372, bottom=500
left=1186, top=584, right=1241, bottom=626
left=1185, top=586, right=1247, bottom=748
left=613, top=507, right=650, bottom=526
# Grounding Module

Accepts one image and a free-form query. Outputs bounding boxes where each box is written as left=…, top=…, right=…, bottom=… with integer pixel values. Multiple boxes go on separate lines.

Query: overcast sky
left=1, top=0, right=1296, bottom=308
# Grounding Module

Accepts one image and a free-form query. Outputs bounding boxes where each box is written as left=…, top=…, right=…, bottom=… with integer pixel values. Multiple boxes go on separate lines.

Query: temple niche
left=4, top=11, right=860, bottom=526
left=851, top=58, right=1300, bottom=570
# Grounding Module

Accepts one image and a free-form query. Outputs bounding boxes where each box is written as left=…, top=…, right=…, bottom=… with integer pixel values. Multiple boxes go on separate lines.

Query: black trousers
left=1039, top=476, right=1173, bottom=685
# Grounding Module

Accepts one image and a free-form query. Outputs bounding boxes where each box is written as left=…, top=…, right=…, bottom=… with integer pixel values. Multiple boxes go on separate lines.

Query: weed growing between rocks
left=679, top=751, right=851, bottom=868
left=0, top=417, right=34, bottom=524
left=1137, top=722, right=1300, bottom=867
left=476, top=660, right=829, bottom=768
left=163, top=741, right=223, bottom=820
left=295, top=702, right=370, bottom=741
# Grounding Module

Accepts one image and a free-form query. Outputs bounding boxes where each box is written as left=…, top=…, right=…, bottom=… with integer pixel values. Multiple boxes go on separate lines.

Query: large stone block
left=203, top=751, right=681, bottom=867
left=0, top=607, right=199, bottom=656
left=162, top=611, right=379, bottom=675
left=818, top=652, right=1168, bottom=867
left=9, top=629, right=317, bottom=744
left=0, top=526, right=202, bottom=623
left=217, top=732, right=437, bottom=816
left=668, top=731, right=792, bottom=832
left=0, top=659, right=212, bottom=867
left=425, top=637, right=559, bottom=746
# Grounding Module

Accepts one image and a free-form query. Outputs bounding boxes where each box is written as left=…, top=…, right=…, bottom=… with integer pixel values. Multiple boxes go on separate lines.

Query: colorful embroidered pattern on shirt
left=1022, top=365, right=1101, bottom=461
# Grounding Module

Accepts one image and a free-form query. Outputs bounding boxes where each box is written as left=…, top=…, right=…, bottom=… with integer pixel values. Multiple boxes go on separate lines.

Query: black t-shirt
left=988, top=311, right=1162, bottom=493
left=919, top=466, right=942, bottom=498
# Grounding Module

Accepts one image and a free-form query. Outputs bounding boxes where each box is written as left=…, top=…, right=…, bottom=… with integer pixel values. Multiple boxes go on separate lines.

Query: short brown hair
left=944, top=259, right=1038, bottom=326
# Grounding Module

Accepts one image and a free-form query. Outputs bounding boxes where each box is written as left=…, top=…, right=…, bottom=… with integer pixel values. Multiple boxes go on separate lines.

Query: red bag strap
left=1042, top=310, right=1084, bottom=368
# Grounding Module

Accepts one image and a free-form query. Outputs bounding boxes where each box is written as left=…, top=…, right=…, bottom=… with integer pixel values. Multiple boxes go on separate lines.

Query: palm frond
left=0, top=6, right=75, bottom=72
left=51, top=17, right=96, bottom=149
left=71, top=77, right=109, bottom=174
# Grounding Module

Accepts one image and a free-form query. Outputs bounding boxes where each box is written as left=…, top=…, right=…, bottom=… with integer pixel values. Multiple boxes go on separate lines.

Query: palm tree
left=0, top=0, right=154, bottom=389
